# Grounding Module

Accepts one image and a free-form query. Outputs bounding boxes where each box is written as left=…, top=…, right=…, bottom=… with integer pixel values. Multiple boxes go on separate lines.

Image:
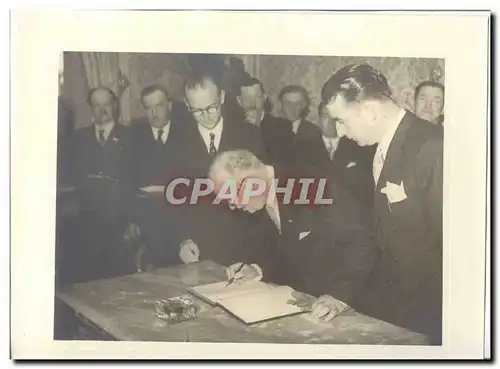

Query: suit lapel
left=218, top=118, right=231, bottom=152
left=144, top=123, right=155, bottom=144
left=188, top=121, right=210, bottom=156
left=296, top=119, right=314, bottom=142
left=108, top=123, right=121, bottom=141
left=332, top=137, right=349, bottom=165
left=86, top=125, right=100, bottom=148
left=375, top=112, right=413, bottom=193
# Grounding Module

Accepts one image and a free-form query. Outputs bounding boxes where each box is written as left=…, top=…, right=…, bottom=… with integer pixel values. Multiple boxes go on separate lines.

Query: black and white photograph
left=11, top=10, right=489, bottom=359
left=54, top=51, right=445, bottom=345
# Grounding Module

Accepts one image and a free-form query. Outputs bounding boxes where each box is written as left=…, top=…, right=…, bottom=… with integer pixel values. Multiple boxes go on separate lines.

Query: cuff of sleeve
left=335, top=298, right=350, bottom=313
left=249, top=263, right=264, bottom=279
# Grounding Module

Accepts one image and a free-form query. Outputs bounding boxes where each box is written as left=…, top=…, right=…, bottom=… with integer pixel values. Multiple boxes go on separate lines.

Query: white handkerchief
left=299, top=231, right=311, bottom=240
left=381, top=181, right=407, bottom=203
left=346, top=161, right=356, bottom=168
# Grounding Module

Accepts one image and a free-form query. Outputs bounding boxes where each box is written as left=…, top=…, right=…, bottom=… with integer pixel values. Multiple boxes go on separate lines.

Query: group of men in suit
left=58, top=62, right=443, bottom=345
left=208, top=64, right=443, bottom=344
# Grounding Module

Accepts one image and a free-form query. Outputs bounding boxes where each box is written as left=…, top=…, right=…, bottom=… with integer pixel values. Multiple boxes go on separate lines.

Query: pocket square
left=299, top=231, right=311, bottom=240
left=346, top=161, right=356, bottom=168
left=381, top=181, right=407, bottom=203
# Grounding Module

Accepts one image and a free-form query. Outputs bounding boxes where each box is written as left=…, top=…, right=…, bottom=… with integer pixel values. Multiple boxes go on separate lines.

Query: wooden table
left=56, top=260, right=428, bottom=345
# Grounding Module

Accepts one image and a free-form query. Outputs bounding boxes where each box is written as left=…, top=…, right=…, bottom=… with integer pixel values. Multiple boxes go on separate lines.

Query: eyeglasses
left=189, top=102, right=221, bottom=117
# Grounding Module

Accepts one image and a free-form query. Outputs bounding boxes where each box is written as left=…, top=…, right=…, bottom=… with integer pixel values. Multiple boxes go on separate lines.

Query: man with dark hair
left=71, top=86, right=133, bottom=282
left=414, top=81, right=445, bottom=125
left=321, top=64, right=443, bottom=344
left=236, top=77, right=294, bottom=173
left=264, top=84, right=324, bottom=178
left=127, top=84, right=177, bottom=188
left=173, top=70, right=273, bottom=268
left=123, top=84, right=185, bottom=269
left=278, top=85, right=312, bottom=124
left=74, top=86, right=128, bottom=188
left=236, top=77, right=271, bottom=127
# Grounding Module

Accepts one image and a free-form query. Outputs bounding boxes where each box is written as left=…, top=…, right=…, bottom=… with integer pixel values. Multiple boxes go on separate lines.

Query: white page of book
left=216, top=285, right=306, bottom=324
left=188, top=281, right=275, bottom=305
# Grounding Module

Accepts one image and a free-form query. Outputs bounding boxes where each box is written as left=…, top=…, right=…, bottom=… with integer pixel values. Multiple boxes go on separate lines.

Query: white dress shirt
left=197, top=118, right=224, bottom=153
left=94, top=121, right=115, bottom=142
left=322, top=135, right=341, bottom=160
left=373, top=109, right=407, bottom=184
left=292, top=119, right=301, bottom=134
left=264, top=165, right=281, bottom=233
left=151, top=123, right=170, bottom=144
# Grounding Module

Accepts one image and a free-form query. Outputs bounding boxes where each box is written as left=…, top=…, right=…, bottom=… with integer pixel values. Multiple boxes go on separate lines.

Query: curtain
left=81, top=52, right=119, bottom=92
left=241, top=55, right=261, bottom=80
left=80, top=52, right=132, bottom=125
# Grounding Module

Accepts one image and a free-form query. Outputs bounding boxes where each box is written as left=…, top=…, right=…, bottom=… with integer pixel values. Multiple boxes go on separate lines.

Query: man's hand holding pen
left=224, top=262, right=263, bottom=286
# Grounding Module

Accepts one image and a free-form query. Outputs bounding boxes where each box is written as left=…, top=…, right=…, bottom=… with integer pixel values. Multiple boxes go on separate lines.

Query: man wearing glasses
left=175, top=70, right=273, bottom=270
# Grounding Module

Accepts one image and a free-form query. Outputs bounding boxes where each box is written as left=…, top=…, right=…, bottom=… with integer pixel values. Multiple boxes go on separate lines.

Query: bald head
left=208, top=150, right=270, bottom=213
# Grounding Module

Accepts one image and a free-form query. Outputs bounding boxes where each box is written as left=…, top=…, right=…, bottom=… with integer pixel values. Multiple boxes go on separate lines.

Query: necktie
left=98, top=129, right=106, bottom=146
left=157, top=129, right=164, bottom=143
left=373, top=146, right=385, bottom=185
left=209, top=133, right=217, bottom=155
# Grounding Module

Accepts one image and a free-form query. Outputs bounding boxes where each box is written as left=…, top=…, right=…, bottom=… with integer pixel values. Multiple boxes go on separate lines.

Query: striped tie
left=209, top=133, right=217, bottom=155
left=98, top=129, right=106, bottom=146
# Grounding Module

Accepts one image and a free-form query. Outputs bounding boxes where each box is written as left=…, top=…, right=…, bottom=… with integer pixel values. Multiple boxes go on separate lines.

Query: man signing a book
left=207, top=149, right=378, bottom=322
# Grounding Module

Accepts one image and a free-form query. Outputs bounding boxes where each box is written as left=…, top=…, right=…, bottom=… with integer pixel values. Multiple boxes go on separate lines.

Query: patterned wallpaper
left=124, top=53, right=188, bottom=122
left=67, top=53, right=443, bottom=126
left=256, top=55, right=445, bottom=124
left=121, top=53, right=444, bottom=125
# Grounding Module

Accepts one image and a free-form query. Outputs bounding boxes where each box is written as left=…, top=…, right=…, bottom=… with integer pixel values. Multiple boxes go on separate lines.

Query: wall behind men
left=64, top=52, right=444, bottom=128
left=256, top=55, right=445, bottom=124
left=124, top=53, right=444, bottom=125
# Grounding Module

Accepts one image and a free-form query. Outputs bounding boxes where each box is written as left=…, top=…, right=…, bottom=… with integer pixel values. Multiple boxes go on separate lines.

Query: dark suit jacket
left=57, top=97, right=76, bottom=186
left=169, top=111, right=275, bottom=268
left=276, top=178, right=378, bottom=308
left=72, top=123, right=130, bottom=216
left=73, top=123, right=129, bottom=180
left=310, top=137, right=376, bottom=208
left=122, top=119, right=186, bottom=267
left=71, top=123, right=134, bottom=280
left=357, top=111, right=444, bottom=344
left=260, top=116, right=324, bottom=178
left=125, top=120, right=181, bottom=189
left=176, top=112, right=269, bottom=179
left=260, top=114, right=295, bottom=171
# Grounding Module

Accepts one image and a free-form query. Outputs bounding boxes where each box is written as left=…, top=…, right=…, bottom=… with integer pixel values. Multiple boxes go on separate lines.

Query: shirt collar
left=197, top=117, right=224, bottom=150
left=292, top=119, right=301, bottom=134
left=151, top=122, right=170, bottom=142
left=322, top=134, right=340, bottom=147
left=197, top=117, right=224, bottom=137
left=95, top=121, right=115, bottom=140
left=264, top=165, right=281, bottom=233
left=151, top=121, right=170, bottom=132
left=378, top=109, right=406, bottom=156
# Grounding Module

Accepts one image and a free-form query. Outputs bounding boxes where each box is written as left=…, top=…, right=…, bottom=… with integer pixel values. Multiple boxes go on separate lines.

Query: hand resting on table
left=288, top=292, right=350, bottom=322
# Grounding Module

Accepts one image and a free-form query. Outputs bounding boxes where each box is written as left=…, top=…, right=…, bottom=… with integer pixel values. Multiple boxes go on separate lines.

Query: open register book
left=188, top=281, right=308, bottom=324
